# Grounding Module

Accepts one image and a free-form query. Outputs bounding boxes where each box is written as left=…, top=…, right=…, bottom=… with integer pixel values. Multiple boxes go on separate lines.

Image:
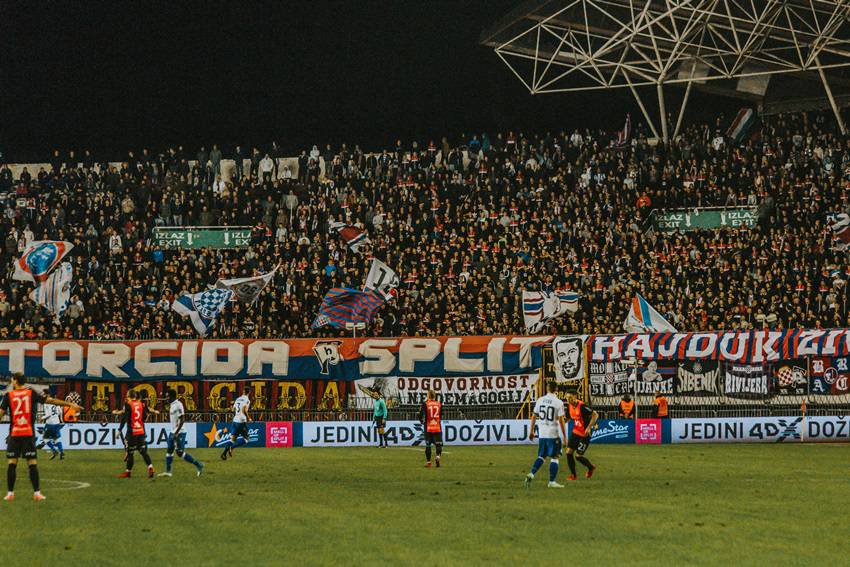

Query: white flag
left=364, top=258, right=399, bottom=300
left=623, top=293, right=678, bottom=333
left=215, top=266, right=277, bottom=304
left=29, top=262, right=73, bottom=323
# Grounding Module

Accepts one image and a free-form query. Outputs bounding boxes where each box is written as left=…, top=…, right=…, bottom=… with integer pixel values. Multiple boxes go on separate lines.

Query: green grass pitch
left=2, top=444, right=847, bottom=565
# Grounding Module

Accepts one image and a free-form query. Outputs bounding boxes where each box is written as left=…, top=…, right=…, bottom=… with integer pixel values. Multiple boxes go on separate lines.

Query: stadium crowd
left=1, top=109, right=849, bottom=340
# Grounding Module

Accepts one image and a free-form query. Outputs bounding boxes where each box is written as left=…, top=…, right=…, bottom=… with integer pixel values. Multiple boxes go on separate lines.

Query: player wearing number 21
left=0, top=373, right=82, bottom=502
left=525, top=382, right=567, bottom=489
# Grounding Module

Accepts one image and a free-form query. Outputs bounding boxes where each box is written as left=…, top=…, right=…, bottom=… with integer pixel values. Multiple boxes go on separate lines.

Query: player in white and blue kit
left=524, top=382, right=567, bottom=489
left=158, top=389, right=204, bottom=477
left=40, top=403, right=65, bottom=460
left=221, top=388, right=251, bottom=460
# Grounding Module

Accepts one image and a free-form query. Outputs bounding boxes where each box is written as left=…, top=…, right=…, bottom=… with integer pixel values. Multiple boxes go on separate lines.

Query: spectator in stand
left=618, top=394, right=635, bottom=419
left=652, top=391, right=669, bottom=419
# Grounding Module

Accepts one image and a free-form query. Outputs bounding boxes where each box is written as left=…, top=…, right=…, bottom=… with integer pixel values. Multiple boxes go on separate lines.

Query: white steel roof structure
left=481, top=0, right=850, bottom=138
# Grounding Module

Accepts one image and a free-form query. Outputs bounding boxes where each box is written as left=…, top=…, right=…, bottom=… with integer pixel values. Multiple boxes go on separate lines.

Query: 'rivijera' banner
left=585, top=329, right=850, bottom=363
left=0, top=337, right=547, bottom=382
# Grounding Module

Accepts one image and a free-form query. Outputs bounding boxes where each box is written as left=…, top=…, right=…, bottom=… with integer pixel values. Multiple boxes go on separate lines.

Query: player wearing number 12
left=0, top=373, right=82, bottom=502
left=525, top=381, right=567, bottom=489
left=420, top=390, right=443, bottom=468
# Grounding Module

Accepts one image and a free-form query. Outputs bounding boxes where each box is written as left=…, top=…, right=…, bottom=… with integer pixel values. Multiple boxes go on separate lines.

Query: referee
left=373, top=391, right=388, bottom=448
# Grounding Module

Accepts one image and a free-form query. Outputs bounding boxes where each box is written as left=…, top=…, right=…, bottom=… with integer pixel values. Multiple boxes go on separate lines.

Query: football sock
left=165, top=454, right=174, bottom=473
left=577, top=456, right=593, bottom=470
left=549, top=459, right=559, bottom=482
left=233, top=437, right=248, bottom=448
left=28, top=465, right=40, bottom=492
left=182, top=453, right=200, bottom=467
left=126, top=452, right=135, bottom=470
left=567, top=453, right=577, bottom=476
left=140, top=449, right=153, bottom=467
left=7, top=463, right=16, bottom=492
left=56, top=442, right=64, bottom=454
left=46, top=440, right=56, bottom=452
left=425, top=445, right=432, bottom=462
left=530, top=457, right=544, bottom=475
left=436, top=444, right=442, bottom=458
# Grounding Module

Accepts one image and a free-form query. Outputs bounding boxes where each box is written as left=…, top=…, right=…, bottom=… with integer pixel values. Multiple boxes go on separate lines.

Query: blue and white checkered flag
left=171, top=288, right=234, bottom=336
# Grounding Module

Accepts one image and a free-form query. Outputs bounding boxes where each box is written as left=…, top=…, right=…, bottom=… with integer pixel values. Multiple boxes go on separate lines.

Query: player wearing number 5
left=565, top=393, right=598, bottom=481
left=114, top=390, right=160, bottom=479
left=525, top=382, right=567, bottom=489
left=0, top=373, right=82, bottom=502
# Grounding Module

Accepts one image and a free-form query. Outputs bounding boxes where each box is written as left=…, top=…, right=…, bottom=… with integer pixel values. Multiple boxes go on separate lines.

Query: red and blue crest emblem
left=13, top=240, right=74, bottom=283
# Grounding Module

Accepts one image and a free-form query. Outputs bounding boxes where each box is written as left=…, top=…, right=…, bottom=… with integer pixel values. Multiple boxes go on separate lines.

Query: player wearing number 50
left=0, top=373, right=82, bottom=502
left=158, top=389, right=204, bottom=478
left=525, top=382, right=567, bottom=489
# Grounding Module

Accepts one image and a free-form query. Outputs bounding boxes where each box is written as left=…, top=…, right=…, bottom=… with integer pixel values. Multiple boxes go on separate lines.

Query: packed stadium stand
left=0, top=109, right=849, bottom=344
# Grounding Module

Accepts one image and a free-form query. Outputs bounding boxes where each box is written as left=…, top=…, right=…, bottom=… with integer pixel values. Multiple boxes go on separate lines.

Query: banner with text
left=152, top=227, right=252, bottom=249
left=351, top=374, right=538, bottom=406
left=0, top=423, right=196, bottom=451
left=653, top=207, right=757, bottom=232
left=583, top=329, right=850, bottom=363
left=672, top=416, right=850, bottom=443
left=0, top=337, right=546, bottom=382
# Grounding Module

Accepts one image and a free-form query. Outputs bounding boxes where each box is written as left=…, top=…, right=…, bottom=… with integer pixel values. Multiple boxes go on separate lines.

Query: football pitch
left=3, top=444, right=847, bottom=566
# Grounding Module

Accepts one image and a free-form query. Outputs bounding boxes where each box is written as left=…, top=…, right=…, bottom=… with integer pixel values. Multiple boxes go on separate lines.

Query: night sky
left=1, top=1, right=737, bottom=162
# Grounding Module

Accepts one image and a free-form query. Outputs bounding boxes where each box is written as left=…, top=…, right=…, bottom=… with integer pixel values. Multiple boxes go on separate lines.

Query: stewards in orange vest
left=618, top=395, right=635, bottom=419
left=652, top=391, right=669, bottom=419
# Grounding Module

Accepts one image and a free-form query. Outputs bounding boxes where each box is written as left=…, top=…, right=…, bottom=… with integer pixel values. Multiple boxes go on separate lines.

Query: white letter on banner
left=399, top=338, right=440, bottom=373
left=1, top=342, right=39, bottom=375
left=247, top=341, right=289, bottom=376
left=752, top=331, right=783, bottom=362
left=444, top=338, right=484, bottom=373
left=87, top=343, right=131, bottom=378
left=797, top=330, right=826, bottom=356
left=135, top=342, right=178, bottom=377
left=200, top=342, right=244, bottom=376
left=624, top=335, right=652, bottom=359
left=42, top=342, right=83, bottom=376
left=359, top=339, right=397, bottom=375
left=487, top=337, right=506, bottom=372
left=684, top=333, right=718, bottom=358
left=658, top=334, right=687, bottom=358
left=719, top=333, right=747, bottom=361
left=821, top=329, right=844, bottom=356
left=591, top=336, right=625, bottom=361
left=181, top=341, right=198, bottom=376
left=509, top=337, right=547, bottom=369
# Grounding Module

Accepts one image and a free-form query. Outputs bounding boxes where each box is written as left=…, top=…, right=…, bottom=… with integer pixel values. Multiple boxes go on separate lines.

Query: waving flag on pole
left=364, top=258, right=399, bottom=300
left=330, top=222, right=371, bottom=253
left=523, top=290, right=580, bottom=333
left=826, top=213, right=850, bottom=251
left=623, top=293, right=678, bottom=333
left=313, top=288, right=385, bottom=329
left=172, top=288, right=234, bottom=336
left=609, top=114, right=631, bottom=149
left=13, top=240, right=74, bottom=283
left=29, top=262, right=73, bottom=323
left=215, top=265, right=278, bottom=304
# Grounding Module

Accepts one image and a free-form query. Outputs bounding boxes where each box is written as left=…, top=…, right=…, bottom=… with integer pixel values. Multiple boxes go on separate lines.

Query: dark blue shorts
left=537, top=437, right=562, bottom=459
left=44, top=424, right=64, bottom=440
left=231, top=422, right=250, bottom=440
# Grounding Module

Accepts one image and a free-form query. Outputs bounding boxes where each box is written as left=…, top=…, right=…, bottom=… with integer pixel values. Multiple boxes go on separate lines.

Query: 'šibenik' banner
left=583, top=329, right=850, bottom=363
left=0, top=337, right=546, bottom=382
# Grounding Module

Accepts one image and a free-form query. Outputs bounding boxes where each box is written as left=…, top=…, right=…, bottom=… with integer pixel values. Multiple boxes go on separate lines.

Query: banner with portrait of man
left=552, top=335, right=587, bottom=383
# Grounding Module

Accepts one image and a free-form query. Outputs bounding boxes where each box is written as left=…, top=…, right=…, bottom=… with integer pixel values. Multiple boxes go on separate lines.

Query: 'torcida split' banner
left=0, top=337, right=547, bottom=382
left=585, top=329, right=850, bottom=363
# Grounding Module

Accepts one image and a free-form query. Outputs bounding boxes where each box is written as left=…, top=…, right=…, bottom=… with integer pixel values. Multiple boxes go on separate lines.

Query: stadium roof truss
left=481, top=0, right=850, bottom=138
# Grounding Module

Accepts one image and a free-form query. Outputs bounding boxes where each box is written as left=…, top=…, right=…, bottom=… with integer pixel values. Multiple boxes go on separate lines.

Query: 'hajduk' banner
left=584, top=329, right=850, bottom=363
left=0, top=337, right=547, bottom=382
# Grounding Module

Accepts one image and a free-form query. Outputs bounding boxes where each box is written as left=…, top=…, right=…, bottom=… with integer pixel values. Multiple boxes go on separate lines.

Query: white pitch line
left=41, top=479, right=91, bottom=491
